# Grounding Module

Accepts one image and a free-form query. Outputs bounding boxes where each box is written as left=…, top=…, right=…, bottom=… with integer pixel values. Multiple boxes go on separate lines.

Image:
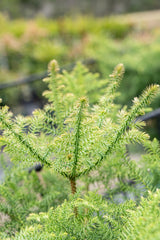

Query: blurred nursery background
left=0, top=0, right=160, bottom=138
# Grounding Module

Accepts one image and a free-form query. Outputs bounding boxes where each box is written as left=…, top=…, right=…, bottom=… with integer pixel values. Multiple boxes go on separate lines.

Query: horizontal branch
left=136, top=108, right=160, bottom=122
left=0, top=59, right=96, bottom=90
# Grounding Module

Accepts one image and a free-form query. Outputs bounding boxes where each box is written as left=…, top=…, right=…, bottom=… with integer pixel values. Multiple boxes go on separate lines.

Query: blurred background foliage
left=0, top=0, right=160, bottom=18
left=0, top=11, right=160, bottom=113
left=0, top=14, right=133, bottom=111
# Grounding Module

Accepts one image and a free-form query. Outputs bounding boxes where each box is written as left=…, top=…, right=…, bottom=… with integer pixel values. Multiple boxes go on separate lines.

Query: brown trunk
left=70, top=178, right=78, bottom=217
left=70, top=178, right=77, bottom=194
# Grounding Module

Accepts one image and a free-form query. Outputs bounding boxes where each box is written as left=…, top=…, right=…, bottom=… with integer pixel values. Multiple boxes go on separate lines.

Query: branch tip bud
left=115, top=63, right=125, bottom=75
left=80, top=96, right=87, bottom=103
left=48, top=59, right=59, bottom=73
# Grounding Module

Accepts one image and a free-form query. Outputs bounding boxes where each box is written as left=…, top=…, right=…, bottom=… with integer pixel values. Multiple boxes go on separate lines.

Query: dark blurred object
left=1, top=0, right=160, bottom=18
left=137, top=108, right=160, bottom=140
left=28, top=163, right=43, bottom=173
left=137, top=108, right=160, bottom=122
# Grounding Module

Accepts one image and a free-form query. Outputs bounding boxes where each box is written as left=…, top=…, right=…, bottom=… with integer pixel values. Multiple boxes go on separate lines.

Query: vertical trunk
left=70, top=178, right=78, bottom=217
left=70, top=178, right=77, bottom=194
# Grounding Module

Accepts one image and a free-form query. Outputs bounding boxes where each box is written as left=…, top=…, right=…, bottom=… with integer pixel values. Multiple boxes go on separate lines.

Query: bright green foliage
left=0, top=62, right=158, bottom=178
left=0, top=160, right=69, bottom=236
left=121, top=189, right=160, bottom=240
left=0, top=61, right=160, bottom=239
left=13, top=192, right=136, bottom=240
left=43, top=61, right=107, bottom=105
left=140, top=138, right=160, bottom=188
left=12, top=190, right=160, bottom=240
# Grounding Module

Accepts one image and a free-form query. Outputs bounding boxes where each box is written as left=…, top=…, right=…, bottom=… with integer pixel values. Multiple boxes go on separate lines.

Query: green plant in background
left=1, top=12, right=160, bottom=112
left=85, top=34, right=160, bottom=108
left=0, top=14, right=132, bottom=74
left=0, top=13, right=133, bottom=109
left=0, top=61, right=160, bottom=239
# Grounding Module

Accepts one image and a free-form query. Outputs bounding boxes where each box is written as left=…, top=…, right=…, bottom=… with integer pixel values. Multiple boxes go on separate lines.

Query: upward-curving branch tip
left=110, top=63, right=125, bottom=78
left=48, top=59, right=60, bottom=74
